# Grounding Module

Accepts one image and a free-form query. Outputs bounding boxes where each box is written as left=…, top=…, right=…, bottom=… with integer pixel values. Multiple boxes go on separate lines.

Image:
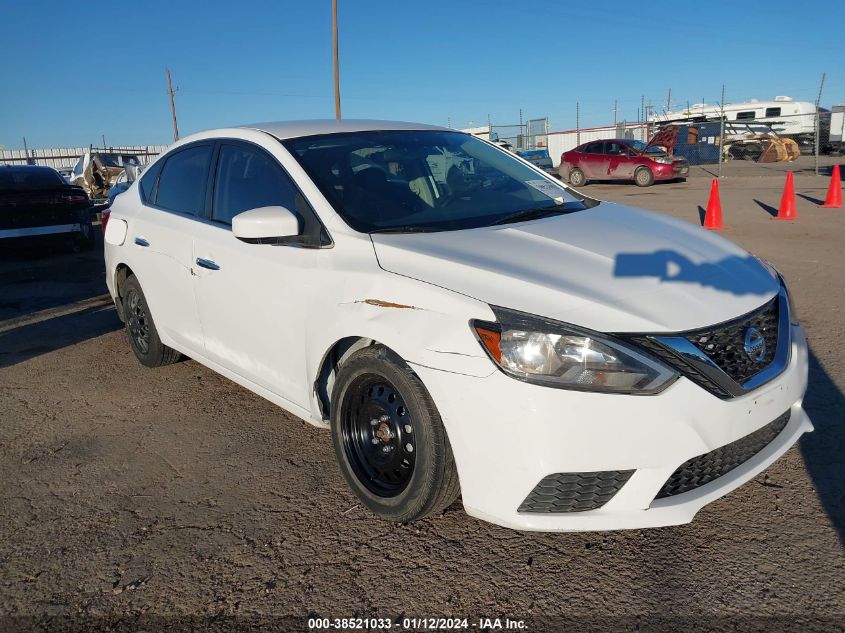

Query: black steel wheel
left=331, top=345, right=460, bottom=522
left=121, top=275, right=181, bottom=368
left=126, top=288, right=151, bottom=356
left=341, top=376, right=416, bottom=497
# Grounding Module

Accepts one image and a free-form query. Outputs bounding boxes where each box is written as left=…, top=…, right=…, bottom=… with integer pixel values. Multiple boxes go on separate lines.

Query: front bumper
left=412, top=323, right=811, bottom=531
left=653, top=162, right=689, bottom=180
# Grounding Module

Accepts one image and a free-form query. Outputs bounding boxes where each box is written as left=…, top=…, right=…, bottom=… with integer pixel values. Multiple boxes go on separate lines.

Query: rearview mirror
left=232, top=206, right=300, bottom=243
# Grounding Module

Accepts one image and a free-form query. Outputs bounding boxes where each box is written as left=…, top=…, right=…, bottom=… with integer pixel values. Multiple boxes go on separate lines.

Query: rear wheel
left=331, top=345, right=460, bottom=522
left=122, top=275, right=181, bottom=368
left=634, top=167, right=655, bottom=187
left=568, top=168, right=587, bottom=187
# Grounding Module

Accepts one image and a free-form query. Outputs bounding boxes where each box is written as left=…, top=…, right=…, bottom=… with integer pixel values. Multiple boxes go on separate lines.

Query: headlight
left=472, top=307, right=678, bottom=395
left=652, top=155, right=673, bottom=164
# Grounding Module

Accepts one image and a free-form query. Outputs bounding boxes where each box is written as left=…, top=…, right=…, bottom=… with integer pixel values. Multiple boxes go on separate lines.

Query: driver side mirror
left=232, top=206, right=300, bottom=244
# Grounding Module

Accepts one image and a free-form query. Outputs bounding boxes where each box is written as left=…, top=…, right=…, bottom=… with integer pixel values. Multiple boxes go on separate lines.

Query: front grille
left=685, top=297, right=779, bottom=384
left=656, top=411, right=790, bottom=499
left=632, top=337, right=731, bottom=398
left=518, top=470, right=634, bottom=513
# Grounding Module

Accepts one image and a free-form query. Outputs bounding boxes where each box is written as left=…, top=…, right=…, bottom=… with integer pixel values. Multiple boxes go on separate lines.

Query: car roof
left=239, top=119, right=450, bottom=140
left=0, top=164, right=57, bottom=172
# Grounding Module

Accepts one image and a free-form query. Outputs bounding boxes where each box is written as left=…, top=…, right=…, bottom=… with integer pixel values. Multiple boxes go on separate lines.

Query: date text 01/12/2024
left=307, top=616, right=528, bottom=630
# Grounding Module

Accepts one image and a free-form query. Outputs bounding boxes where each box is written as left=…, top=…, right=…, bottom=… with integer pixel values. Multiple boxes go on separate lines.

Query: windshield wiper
left=492, top=205, right=573, bottom=226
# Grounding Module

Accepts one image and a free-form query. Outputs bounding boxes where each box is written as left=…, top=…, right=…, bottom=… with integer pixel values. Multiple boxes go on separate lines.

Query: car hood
left=370, top=203, right=779, bottom=333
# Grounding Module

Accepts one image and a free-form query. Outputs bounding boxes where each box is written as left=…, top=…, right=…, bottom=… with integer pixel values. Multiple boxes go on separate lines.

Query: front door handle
left=195, top=257, right=220, bottom=271
left=134, top=237, right=150, bottom=247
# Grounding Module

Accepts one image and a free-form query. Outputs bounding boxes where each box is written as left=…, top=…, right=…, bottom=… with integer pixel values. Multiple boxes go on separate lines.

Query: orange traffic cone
left=775, top=172, right=797, bottom=220
left=703, top=179, right=724, bottom=230
left=821, top=164, right=842, bottom=208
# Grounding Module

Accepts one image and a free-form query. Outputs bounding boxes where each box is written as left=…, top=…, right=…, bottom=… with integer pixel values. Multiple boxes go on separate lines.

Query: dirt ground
left=0, top=165, right=843, bottom=632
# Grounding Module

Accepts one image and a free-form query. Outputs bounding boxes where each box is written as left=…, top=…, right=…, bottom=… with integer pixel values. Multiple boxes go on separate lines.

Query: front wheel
left=330, top=345, right=460, bottom=522
left=634, top=167, right=655, bottom=187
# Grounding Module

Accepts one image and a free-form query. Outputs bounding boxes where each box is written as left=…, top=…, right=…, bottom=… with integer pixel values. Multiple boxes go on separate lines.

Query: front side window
left=285, top=130, right=585, bottom=233
left=606, top=142, right=626, bottom=156
left=155, top=145, right=212, bottom=215
left=736, top=111, right=756, bottom=120
left=211, top=144, right=299, bottom=225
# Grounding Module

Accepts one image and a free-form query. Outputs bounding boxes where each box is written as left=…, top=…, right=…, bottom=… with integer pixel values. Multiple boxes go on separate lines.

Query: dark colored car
left=559, top=139, right=689, bottom=187
left=517, top=149, right=557, bottom=176
left=0, top=165, right=95, bottom=250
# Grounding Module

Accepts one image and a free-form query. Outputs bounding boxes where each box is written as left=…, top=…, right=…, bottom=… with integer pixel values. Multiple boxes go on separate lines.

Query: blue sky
left=1, top=0, right=843, bottom=148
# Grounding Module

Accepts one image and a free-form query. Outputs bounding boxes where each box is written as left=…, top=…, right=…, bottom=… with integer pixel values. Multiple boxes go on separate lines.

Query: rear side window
left=584, top=142, right=604, bottom=154
left=211, top=144, right=300, bottom=225
left=765, top=107, right=781, bottom=117
left=736, top=111, right=756, bottom=120
left=138, top=159, right=163, bottom=203
left=155, top=145, right=212, bottom=215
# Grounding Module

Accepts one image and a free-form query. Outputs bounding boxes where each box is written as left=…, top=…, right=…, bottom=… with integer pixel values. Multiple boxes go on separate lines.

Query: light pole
left=332, top=0, right=341, bottom=120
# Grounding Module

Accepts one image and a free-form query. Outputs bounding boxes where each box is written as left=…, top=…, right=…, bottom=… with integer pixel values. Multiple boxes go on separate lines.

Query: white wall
left=547, top=124, right=649, bottom=166
left=0, top=145, right=167, bottom=169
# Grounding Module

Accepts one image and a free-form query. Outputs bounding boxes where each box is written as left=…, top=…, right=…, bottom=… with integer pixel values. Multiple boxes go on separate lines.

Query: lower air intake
left=518, top=470, right=635, bottom=513
left=656, top=411, right=791, bottom=499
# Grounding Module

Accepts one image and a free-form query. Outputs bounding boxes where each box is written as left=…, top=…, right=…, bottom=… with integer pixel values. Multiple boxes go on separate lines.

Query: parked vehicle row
left=103, top=120, right=811, bottom=532
left=0, top=165, right=95, bottom=250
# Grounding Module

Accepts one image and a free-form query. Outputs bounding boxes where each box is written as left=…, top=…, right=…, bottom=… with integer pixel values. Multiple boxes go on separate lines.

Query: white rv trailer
left=651, top=96, right=820, bottom=154
left=829, top=104, right=845, bottom=153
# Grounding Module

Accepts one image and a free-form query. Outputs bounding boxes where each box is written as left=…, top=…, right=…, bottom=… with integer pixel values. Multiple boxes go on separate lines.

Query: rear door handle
left=195, top=257, right=220, bottom=271
left=134, top=237, right=150, bottom=247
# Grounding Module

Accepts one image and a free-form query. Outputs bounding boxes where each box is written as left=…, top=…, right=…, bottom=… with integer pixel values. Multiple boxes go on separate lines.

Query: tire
left=122, top=275, right=181, bottom=368
left=330, top=345, right=460, bottom=522
left=76, top=222, right=96, bottom=251
left=634, top=167, right=655, bottom=187
left=568, top=168, right=587, bottom=187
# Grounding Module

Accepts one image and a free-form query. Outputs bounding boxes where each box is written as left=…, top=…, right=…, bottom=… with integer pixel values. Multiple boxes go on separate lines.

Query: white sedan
left=103, top=120, right=812, bottom=532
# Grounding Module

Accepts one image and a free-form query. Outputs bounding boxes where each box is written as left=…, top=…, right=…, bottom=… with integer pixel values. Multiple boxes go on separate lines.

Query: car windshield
left=0, top=168, right=64, bottom=191
left=626, top=140, right=665, bottom=155
left=284, top=130, right=587, bottom=233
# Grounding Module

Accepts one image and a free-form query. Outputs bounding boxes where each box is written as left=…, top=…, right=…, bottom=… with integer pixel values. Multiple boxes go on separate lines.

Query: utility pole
left=718, top=84, right=726, bottom=179
left=613, top=100, right=617, bottom=127
left=576, top=102, right=580, bottom=146
left=332, top=0, right=341, bottom=120
left=166, top=68, right=180, bottom=142
left=666, top=88, right=671, bottom=112
left=102, top=134, right=107, bottom=148
left=22, top=136, right=31, bottom=165
left=814, top=72, right=826, bottom=176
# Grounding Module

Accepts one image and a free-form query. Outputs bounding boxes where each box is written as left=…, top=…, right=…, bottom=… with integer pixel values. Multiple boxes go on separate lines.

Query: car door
left=129, top=143, right=212, bottom=353
left=605, top=141, right=635, bottom=179
left=190, top=141, right=320, bottom=407
left=578, top=142, right=606, bottom=178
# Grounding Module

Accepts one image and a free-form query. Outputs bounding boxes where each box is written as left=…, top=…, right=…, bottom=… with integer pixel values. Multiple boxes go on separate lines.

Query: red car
left=559, top=139, right=689, bottom=187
